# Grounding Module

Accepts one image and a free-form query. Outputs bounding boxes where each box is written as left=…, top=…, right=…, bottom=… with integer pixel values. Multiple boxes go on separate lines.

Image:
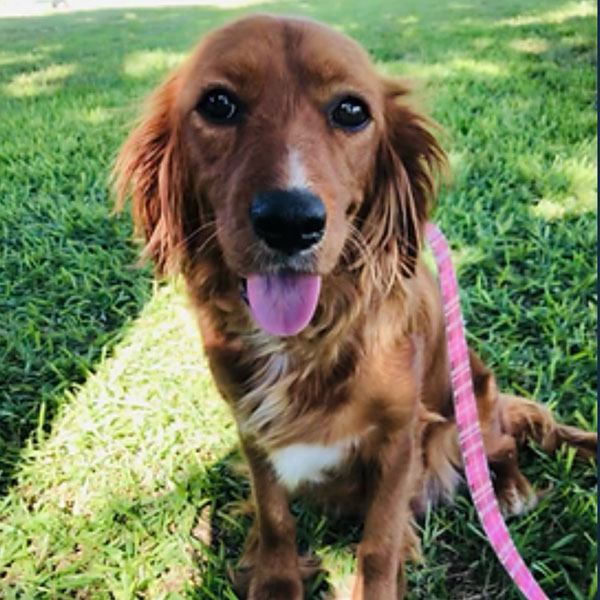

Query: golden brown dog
left=115, top=15, right=597, bottom=600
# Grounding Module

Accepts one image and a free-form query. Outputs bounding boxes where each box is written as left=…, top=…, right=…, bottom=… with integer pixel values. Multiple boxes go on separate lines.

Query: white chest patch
left=269, top=438, right=356, bottom=491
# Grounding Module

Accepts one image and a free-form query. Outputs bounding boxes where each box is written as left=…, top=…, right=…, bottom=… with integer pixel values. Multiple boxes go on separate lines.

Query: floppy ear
left=114, top=69, right=192, bottom=274
left=359, top=80, right=446, bottom=285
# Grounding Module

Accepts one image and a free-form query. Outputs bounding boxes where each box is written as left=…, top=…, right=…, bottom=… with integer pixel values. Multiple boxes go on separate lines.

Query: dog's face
left=180, top=16, right=381, bottom=277
left=116, top=15, right=444, bottom=336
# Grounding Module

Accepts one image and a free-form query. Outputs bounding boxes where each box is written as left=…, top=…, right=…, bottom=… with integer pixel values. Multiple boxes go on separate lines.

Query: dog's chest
left=236, top=339, right=368, bottom=490
left=268, top=437, right=357, bottom=491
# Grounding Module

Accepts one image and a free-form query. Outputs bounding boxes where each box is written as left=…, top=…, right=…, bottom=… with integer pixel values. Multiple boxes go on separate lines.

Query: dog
left=114, top=14, right=597, bottom=600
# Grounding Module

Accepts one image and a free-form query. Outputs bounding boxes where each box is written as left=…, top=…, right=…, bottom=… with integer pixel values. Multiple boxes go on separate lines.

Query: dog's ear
left=114, top=69, right=191, bottom=274
left=359, top=80, right=446, bottom=283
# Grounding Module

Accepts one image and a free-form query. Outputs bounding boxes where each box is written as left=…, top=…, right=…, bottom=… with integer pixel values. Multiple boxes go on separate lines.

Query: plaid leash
left=425, top=222, right=549, bottom=600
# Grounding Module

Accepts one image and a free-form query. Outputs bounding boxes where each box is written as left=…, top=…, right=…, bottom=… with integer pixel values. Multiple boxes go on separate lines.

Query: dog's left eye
left=329, top=95, right=371, bottom=131
left=196, top=88, right=240, bottom=125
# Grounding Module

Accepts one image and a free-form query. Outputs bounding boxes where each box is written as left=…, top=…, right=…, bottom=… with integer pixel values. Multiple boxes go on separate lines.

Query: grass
left=0, top=0, right=596, bottom=598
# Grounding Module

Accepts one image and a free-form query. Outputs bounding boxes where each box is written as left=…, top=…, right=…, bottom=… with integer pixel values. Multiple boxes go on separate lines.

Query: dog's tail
left=498, top=393, right=597, bottom=459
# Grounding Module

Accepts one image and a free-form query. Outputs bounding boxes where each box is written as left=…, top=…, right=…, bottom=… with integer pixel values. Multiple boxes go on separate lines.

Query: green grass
left=0, top=0, right=596, bottom=598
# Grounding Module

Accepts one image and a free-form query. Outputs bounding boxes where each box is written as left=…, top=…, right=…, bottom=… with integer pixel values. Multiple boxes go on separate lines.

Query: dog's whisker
left=195, top=228, right=219, bottom=256
left=170, top=218, right=218, bottom=254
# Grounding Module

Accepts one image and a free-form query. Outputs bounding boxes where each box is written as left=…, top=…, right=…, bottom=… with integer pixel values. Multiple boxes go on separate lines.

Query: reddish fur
left=114, top=15, right=597, bottom=600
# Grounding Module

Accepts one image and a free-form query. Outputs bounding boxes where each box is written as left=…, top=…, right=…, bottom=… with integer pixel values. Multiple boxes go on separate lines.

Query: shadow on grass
left=0, top=215, right=152, bottom=493
left=190, top=454, right=369, bottom=600
left=0, top=5, right=236, bottom=494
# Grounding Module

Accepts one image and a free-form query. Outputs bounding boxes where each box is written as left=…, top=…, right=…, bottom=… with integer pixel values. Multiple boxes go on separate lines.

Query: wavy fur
left=114, top=15, right=596, bottom=600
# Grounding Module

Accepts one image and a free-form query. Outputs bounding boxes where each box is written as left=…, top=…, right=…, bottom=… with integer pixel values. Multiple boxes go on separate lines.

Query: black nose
left=250, top=188, right=326, bottom=255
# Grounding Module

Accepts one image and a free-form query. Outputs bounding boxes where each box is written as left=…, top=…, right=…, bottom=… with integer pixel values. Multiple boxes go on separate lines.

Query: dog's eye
left=196, top=88, right=240, bottom=124
left=329, top=95, right=371, bottom=131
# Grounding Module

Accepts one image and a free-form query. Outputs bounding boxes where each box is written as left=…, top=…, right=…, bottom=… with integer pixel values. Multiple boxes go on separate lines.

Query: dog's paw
left=497, top=481, right=538, bottom=516
left=248, top=571, right=303, bottom=600
left=494, top=467, right=553, bottom=517
left=231, top=553, right=319, bottom=599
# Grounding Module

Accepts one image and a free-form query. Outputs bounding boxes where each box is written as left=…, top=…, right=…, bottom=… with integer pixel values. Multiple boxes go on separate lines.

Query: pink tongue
left=247, top=274, right=321, bottom=337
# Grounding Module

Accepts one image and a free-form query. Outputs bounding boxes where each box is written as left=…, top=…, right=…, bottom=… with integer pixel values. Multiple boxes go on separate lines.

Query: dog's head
left=115, top=15, right=445, bottom=336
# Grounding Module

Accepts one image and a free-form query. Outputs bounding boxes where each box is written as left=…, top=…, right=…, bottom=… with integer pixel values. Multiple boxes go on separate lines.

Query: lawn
left=0, top=0, right=596, bottom=598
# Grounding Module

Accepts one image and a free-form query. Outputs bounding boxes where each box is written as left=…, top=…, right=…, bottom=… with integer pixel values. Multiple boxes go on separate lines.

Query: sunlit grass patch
left=497, top=0, right=596, bottom=26
left=0, top=45, right=62, bottom=67
left=1, top=282, right=234, bottom=598
left=449, top=57, right=508, bottom=76
left=509, top=37, right=551, bottom=53
left=78, top=106, right=116, bottom=124
left=531, top=194, right=595, bottom=220
left=388, top=56, right=508, bottom=82
left=521, top=155, right=596, bottom=220
left=124, top=49, right=188, bottom=79
left=4, top=63, right=76, bottom=97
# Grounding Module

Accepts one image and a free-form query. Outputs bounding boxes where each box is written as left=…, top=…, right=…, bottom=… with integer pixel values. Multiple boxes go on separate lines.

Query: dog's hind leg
left=470, top=350, right=596, bottom=514
left=498, top=392, right=597, bottom=459
left=419, top=350, right=596, bottom=516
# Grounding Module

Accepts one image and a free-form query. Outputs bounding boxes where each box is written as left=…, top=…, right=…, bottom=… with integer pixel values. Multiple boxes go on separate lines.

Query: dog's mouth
left=240, top=273, right=322, bottom=337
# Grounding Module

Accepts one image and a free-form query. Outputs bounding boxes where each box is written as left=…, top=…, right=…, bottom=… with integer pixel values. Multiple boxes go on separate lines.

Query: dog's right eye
left=196, top=88, right=241, bottom=125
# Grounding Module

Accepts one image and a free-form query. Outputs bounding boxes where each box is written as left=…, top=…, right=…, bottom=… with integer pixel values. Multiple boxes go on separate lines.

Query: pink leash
left=425, top=222, right=549, bottom=600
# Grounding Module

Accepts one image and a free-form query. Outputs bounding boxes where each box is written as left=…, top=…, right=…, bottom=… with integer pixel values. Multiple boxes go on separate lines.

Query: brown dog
left=114, top=15, right=596, bottom=600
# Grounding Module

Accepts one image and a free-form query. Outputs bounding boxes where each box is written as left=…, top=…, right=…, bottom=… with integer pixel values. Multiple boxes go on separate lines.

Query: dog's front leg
left=242, top=441, right=302, bottom=600
left=351, top=431, right=416, bottom=600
